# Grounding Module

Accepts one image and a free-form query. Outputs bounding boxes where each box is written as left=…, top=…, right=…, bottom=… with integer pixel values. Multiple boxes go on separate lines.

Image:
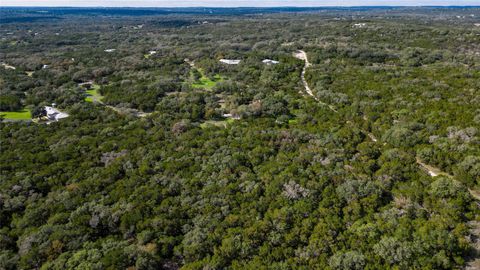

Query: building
left=262, top=59, right=280, bottom=65
left=353, top=23, right=367, bottom=28
left=220, top=59, right=241, bottom=65
left=78, top=81, right=94, bottom=89
left=222, top=113, right=241, bottom=120
left=45, top=106, right=69, bottom=121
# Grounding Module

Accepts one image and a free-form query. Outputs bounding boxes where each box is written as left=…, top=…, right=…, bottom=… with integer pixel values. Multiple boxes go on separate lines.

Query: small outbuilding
left=353, top=23, right=367, bottom=28
left=262, top=59, right=280, bottom=65
left=220, top=59, right=241, bottom=65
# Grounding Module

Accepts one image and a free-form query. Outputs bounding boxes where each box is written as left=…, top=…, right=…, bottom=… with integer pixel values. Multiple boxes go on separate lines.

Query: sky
left=1, top=0, right=479, bottom=7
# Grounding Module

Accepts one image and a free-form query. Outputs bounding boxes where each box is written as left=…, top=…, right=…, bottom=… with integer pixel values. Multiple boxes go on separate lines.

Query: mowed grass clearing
left=191, top=68, right=223, bottom=90
left=0, top=109, right=31, bottom=120
left=85, top=84, right=104, bottom=103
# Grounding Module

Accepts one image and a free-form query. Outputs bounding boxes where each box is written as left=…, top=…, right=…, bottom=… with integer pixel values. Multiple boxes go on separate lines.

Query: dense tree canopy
left=1, top=6, right=479, bottom=270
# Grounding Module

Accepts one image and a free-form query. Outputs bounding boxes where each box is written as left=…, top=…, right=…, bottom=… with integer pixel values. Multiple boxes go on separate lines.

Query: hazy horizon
left=2, top=0, right=480, bottom=7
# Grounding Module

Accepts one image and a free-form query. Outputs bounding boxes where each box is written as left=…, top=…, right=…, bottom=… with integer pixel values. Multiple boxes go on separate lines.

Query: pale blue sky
left=2, top=0, right=479, bottom=6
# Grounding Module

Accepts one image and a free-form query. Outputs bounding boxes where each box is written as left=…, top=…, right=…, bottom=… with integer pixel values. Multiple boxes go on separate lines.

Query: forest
left=1, top=6, right=480, bottom=270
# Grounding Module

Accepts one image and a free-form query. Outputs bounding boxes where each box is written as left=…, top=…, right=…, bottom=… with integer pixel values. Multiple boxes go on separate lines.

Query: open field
left=85, top=84, right=104, bottom=103
left=191, top=68, right=223, bottom=90
left=0, top=109, right=31, bottom=120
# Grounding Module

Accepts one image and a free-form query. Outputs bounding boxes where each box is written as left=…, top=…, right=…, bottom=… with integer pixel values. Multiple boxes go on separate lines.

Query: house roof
left=262, top=59, right=280, bottom=64
left=220, top=59, right=241, bottom=65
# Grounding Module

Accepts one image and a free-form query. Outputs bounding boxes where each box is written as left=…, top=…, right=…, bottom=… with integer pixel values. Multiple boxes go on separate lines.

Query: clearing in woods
left=191, top=68, right=223, bottom=90
left=0, top=109, right=31, bottom=120
left=85, top=84, right=104, bottom=103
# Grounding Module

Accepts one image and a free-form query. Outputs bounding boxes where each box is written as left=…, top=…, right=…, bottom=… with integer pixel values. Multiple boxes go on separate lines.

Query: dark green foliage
left=32, top=106, right=47, bottom=118
left=0, top=94, right=22, bottom=111
left=1, top=6, right=479, bottom=270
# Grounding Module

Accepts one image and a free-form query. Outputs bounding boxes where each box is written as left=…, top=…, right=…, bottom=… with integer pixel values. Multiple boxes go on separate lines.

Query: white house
left=104, top=49, right=116, bottom=53
left=353, top=23, right=367, bottom=28
left=262, top=59, right=280, bottom=65
left=220, top=59, right=241, bottom=65
left=45, top=106, right=69, bottom=121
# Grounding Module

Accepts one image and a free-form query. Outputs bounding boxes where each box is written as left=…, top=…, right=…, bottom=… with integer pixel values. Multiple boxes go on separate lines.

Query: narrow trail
left=2, top=62, right=34, bottom=76
left=415, top=157, right=451, bottom=177
left=293, top=50, right=381, bottom=145
left=293, top=50, right=387, bottom=145
left=293, top=50, right=337, bottom=113
left=292, top=50, right=479, bottom=269
left=415, top=156, right=480, bottom=204
left=415, top=157, right=480, bottom=270
left=1, top=62, right=16, bottom=70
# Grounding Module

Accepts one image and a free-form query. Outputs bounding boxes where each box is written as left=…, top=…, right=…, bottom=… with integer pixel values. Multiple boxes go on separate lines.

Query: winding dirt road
left=292, top=50, right=479, bottom=269
left=415, top=157, right=480, bottom=270
left=1, top=62, right=16, bottom=70
left=293, top=50, right=337, bottom=113
left=293, top=50, right=384, bottom=143
left=415, top=157, right=452, bottom=177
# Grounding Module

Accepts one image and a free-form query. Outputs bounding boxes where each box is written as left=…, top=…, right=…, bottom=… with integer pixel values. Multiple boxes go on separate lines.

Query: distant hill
left=1, top=6, right=479, bottom=23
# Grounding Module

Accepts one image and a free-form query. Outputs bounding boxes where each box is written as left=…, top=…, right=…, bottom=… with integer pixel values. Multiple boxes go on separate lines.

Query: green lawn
left=85, top=84, right=104, bottom=103
left=288, top=119, right=298, bottom=124
left=0, top=109, right=31, bottom=120
left=191, top=68, right=223, bottom=90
